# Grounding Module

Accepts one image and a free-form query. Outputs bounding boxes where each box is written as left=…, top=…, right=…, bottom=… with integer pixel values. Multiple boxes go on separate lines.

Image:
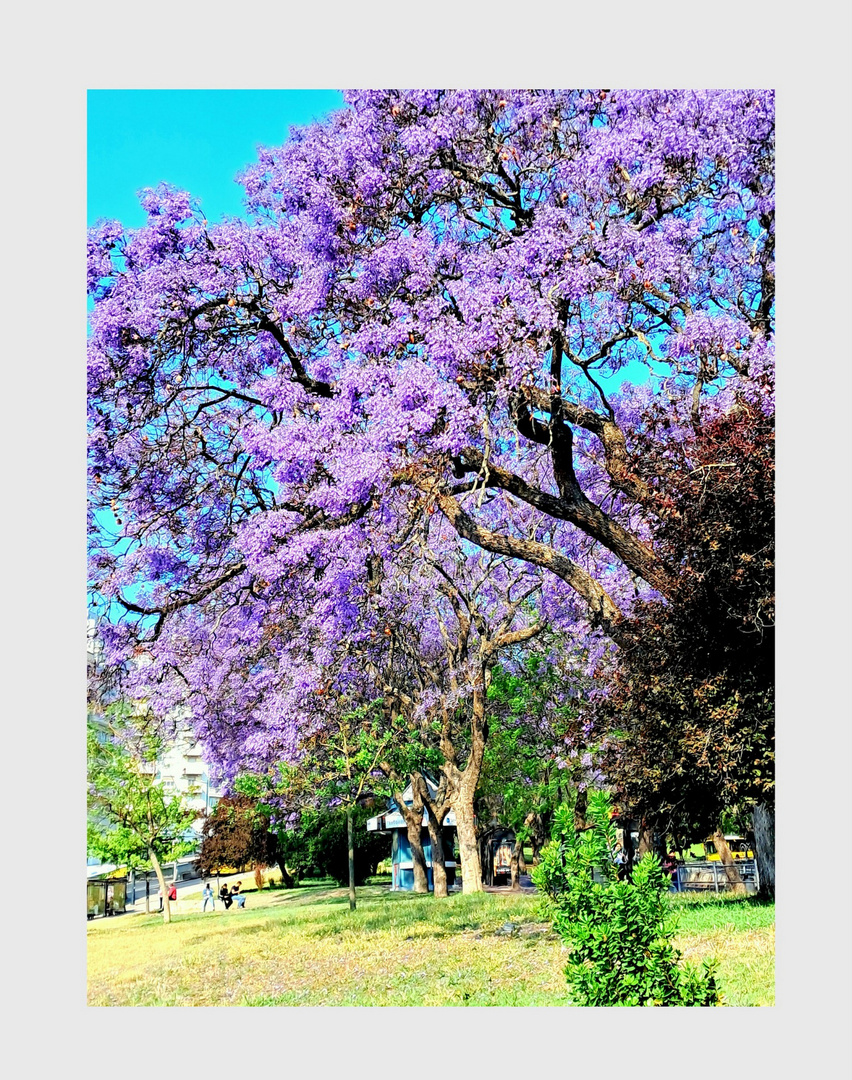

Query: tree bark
left=347, top=805, right=356, bottom=911
left=395, top=788, right=429, bottom=893
left=510, top=834, right=524, bottom=889
left=573, top=788, right=588, bottom=830
left=712, top=829, right=746, bottom=893
left=527, top=812, right=546, bottom=864
left=149, top=847, right=171, bottom=924
left=432, top=488, right=623, bottom=633
left=425, top=812, right=448, bottom=898
left=637, top=818, right=654, bottom=858
left=414, top=773, right=450, bottom=898
left=752, top=801, right=775, bottom=899
left=452, top=796, right=482, bottom=893
left=276, top=852, right=296, bottom=888
left=444, top=676, right=488, bottom=893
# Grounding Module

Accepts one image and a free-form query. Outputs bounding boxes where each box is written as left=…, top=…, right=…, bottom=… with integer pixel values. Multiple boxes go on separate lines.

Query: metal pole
left=714, top=863, right=719, bottom=893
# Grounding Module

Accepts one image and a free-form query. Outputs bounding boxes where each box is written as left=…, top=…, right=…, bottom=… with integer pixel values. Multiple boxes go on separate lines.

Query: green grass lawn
left=87, top=880, right=774, bottom=1006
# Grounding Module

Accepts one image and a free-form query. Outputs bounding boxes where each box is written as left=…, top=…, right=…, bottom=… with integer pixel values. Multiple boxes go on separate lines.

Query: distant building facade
left=86, top=620, right=224, bottom=872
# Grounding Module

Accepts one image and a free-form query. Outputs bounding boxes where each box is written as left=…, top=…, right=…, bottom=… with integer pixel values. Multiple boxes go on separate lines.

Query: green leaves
left=533, top=789, right=721, bottom=1007
left=87, top=710, right=197, bottom=870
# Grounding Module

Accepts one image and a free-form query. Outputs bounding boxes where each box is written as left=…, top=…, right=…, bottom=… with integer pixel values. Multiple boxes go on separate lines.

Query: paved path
left=125, top=869, right=255, bottom=914
left=483, top=872, right=536, bottom=895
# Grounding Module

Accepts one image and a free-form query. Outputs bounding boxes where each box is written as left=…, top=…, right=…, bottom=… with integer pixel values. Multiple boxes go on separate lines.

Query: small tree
left=533, top=790, right=720, bottom=1006
left=480, top=652, right=593, bottom=880
left=87, top=706, right=196, bottom=924
left=195, top=793, right=284, bottom=882
left=267, top=701, right=399, bottom=910
left=276, top=805, right=389, bottom=887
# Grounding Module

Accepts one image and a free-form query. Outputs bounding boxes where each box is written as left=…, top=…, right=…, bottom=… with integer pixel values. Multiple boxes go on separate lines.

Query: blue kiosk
left=366, top=778, right=460, bottom=891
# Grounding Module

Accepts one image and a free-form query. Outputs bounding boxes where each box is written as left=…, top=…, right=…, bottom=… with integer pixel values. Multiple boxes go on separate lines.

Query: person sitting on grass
left=231, top=882, right=246, bottom=908
left=219, top=883, right=233, bottom=909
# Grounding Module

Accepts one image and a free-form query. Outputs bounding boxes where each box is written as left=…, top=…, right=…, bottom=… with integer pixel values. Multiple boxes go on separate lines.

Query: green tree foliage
left=236, top=703, right=400, bottom=903
left=589, top=395, right=774, bottom=853
left=277, top=806, right=390, bottom=887
left=533, top=790, right=720, bottom=1006
left=87, top=705, right=196, bottom=923
left=480, top=653, right=590, bottom=854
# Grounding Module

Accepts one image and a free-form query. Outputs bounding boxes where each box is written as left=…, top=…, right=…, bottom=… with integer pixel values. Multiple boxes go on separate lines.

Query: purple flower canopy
left=87, top=90, right=774, bottom=787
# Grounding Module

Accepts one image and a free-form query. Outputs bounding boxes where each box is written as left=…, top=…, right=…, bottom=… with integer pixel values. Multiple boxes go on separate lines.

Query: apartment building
left=87, top=620, right=224, bottom=868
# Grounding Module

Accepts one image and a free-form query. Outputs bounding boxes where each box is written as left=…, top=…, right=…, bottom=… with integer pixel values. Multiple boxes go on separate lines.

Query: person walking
left=663, top=852, right=680, bottom=892
left=201, top=882, right=215, bottom=912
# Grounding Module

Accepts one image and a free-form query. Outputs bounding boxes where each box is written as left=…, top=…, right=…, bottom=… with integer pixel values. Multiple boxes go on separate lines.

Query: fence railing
left=675, top=859, right=759, bottom=894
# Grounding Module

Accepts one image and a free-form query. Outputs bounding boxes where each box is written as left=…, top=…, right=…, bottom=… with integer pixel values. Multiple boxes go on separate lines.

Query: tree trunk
left=395, top=789, right=429, bottom=893
left=414, top=774, right=450, bottom=898
left=453, top=796, right=483, bottom=893
left=447, top=674, right=490, bottom=893
left=713, top=829, right=746, bottom=893
left=276, top=856, right=296, bottom=889
left=752, top=801, right=775, bottom=899
left=510, top=834, right=524, bottom=889
left=149, top=847, right=171, bottom=924
left=425, top=814, right=448, bottom=898
left=573, top=788, right=588, bottom=830
left=637, top=818, right=654, bottom=858
left=347, top=806, right=356, bottom=911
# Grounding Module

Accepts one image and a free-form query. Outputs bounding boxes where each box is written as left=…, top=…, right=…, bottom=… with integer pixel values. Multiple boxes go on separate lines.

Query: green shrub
left=532, top=790, right=721, bottom=1007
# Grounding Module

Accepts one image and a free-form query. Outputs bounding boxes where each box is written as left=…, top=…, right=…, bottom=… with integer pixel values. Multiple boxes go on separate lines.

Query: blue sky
left=87, top=89, right=671, bottom=403
left=88, top=90, right=345, bottom=620
left=87, top=90, right=345, bottom=227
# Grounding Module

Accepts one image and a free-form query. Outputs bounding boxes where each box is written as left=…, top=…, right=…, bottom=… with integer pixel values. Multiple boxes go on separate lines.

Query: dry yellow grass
left=87, top=882, right=774, bottom=1006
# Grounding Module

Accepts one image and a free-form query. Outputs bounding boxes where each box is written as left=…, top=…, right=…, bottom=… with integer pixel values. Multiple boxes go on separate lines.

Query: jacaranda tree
left=88, top=90, right=774, bottom=882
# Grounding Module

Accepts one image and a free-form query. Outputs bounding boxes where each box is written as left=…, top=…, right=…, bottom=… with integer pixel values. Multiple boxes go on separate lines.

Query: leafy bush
left=532, top=790, right=721, bottom=1006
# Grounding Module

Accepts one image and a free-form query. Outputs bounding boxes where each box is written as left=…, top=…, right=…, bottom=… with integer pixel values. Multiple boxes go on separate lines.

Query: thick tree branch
left=452, top=448, right=675, bottom=598
left=418, top=481, right=624, bottom=632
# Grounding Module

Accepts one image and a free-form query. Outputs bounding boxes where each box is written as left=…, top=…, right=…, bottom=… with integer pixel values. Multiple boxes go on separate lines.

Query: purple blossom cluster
left=87, top=89, right=774, bottom=791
